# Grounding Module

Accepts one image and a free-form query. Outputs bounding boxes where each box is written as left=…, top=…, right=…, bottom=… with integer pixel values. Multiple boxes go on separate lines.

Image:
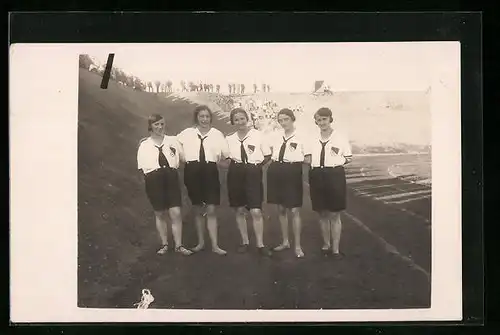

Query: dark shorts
left=227, top=161, right=263, bottom=209
left=183, top=161, right=221, bottom=206
left=144, top=167, right=182, bottom=211
left=309, top=166, right=347, bottom=212
left=267, top=161, right=303, bottom=208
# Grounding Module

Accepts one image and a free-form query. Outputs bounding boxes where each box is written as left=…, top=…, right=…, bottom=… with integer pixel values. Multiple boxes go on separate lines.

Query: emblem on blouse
left=289, top=142, right=297, bottom=151
left=331, top=146, right=340, bottom=155
left=247, top=144, right=255, bottom=154
left=169, top=146, right=176, bottom=156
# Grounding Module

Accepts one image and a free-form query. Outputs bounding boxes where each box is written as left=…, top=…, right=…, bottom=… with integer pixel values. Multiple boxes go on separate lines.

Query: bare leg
left=192, top=205, right=205, bottom=252
left=291, top=207, right=304, bottom=257
left=154, top=210, right=169, bottom=254
left=206, top=205, right=227, bottom=255
left=168, top=207, right=183, bottom=248
left=250, top=208, right=264, bottom=248
left=273, top=205, right=290, bottom=251
left=154, top=210, right=168, bottom=246
left=169, top=206, right=193, bottom=255
left=319, top=211, right=331, bottom=250
left=330, top=212, right=342, bottom=254
left=236, top=207, right=249, bottom=245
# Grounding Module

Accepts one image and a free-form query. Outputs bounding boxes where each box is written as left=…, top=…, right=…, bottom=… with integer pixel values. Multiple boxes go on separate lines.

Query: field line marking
left=375, top=189, right=431, bottom=201
left=352, top=152, right=430, bottom=157
left=304, top=179, right=430, bottom=281
left=343, top=211, right=431, bottom=282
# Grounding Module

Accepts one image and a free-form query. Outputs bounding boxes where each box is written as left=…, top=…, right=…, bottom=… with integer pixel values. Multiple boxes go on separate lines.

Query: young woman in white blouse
left=309, top=107, right=352, bottom=259
left=267, top=108, right=311, bottom=258
left=177, top=105, right=228, bottom=256
left=224, top=108, right=273, bottom=257
left=137, top=114, right=193, bottom=256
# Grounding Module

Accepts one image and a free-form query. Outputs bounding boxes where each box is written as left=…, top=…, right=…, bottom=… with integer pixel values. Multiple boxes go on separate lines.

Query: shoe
left=191, top=244, right=205, bottom=253
left=175, top=245, right=193, bottom=256
left=257, top=247, right=273, bottom=257
left=295, top=248, right=305, bottom=258
left=321, top=246, right=331, bottom=256
left=212, top=247, right=227, bottom=256
left=331, top=252, right=345, bottom=260
left=273, top=243, right=290, bottom=252
left=157, top=244, right=168, bottom=255
left=238, top=244, right=249, bottom=253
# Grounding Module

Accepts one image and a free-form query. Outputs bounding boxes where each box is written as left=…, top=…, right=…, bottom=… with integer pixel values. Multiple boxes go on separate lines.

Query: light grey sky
left=84, top=42, right=454, bottom=92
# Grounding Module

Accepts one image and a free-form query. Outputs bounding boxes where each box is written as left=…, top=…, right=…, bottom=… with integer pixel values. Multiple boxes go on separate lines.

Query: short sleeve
left=220, top=132, right=230, bottom=159
left=265, top=132, right=276, bottom=154
left=260, top=133, right=272, bottom=156
left=173, top=138, right=185, bottom=161
left=301, top=134, right=312, bottom=156
left=176, top=129, right=187, bottom=145
left=137, top=142, right=146, bottom=171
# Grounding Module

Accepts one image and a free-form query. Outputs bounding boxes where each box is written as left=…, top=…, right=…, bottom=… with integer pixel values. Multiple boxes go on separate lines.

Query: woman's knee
left=154, top=210, right=168, bottom=221
left=277, top=205, right=287, bottom=215
left=250, top=208, right=263, bottom=219
left=169, top=206, right=182, bottom=221
left=206, top=204, right=217, bottom=216
left=290, top=207, right=301, bottom=217
left=319, top=210, right=330, bottom=220
left=329, top=212, right=341, bottom=222
left=235, top=206, right=246, bottom=216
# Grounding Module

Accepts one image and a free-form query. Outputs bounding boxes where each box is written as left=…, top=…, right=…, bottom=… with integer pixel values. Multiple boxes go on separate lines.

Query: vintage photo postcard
left=10, top=42, right=462, bottom=323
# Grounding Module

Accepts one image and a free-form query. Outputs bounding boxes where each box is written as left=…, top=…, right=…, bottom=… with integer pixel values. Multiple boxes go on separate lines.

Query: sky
left=83, top=42, right=457, bottom=93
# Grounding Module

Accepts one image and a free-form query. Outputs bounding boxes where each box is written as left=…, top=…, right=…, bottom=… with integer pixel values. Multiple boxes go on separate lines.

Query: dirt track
left=77, top=69, right=431, bottom=309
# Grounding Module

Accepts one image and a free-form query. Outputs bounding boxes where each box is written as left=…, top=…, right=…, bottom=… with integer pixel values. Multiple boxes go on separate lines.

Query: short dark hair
left=229, top=108, right=249, bottom=125
left=147, top=114, right=164, bottom=132
left=277, top=108, right=296, bottom=122
left=193, top=105, right=213, bottom=125
left=314, top=107, right=334, bottom=122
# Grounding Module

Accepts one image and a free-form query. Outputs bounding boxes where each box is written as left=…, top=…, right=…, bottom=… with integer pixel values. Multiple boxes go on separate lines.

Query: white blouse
left=309, top=130, right=352, bottom=168
left=268, top=129, right=311, bottom=163
left=226, top=128, right=271, bottom=164
left=137, top=135, right=183, bottom=174
left=177, top=127, right=229, bottom=163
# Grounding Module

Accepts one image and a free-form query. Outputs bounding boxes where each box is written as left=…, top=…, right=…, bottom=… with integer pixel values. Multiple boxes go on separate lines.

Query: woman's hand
left=218, top=158, right=232, bottom=169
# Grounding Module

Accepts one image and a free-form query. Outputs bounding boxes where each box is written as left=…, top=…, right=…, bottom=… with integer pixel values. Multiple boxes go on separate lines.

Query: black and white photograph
left=78, top=43, right=435, bottom=310
left=10, top=40, right=465, bottom=323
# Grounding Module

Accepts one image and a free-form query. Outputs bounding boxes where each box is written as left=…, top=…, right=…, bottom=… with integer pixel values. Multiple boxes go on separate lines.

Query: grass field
left=78, top=69, right=431, bottom=309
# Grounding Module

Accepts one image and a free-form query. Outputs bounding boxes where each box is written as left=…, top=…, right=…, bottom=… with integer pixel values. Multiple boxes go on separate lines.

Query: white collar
left=195, top=127, right=213, bottom=137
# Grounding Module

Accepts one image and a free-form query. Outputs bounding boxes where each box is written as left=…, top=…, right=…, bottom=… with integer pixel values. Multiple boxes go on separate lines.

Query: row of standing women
left=137, top=105, right=352, bottom=259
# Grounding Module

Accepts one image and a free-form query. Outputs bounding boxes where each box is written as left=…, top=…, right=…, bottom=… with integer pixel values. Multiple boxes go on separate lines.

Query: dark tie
left=240, top=139, right=248, bottom=163
left=156, top=145, right=170, bottom=168
left=319, top=140, right=329, bottom=167
left=198, top=134, right=207, bottom=163
left=278, top=136, right=294, bottom=162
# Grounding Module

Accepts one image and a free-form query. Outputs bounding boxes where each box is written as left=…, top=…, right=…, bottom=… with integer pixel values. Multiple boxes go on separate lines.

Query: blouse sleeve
left=137, top=141, right=146, bottom=171
left=220, top=132, right=230, bottom=159
left=342, top=134, right=353, bottom=157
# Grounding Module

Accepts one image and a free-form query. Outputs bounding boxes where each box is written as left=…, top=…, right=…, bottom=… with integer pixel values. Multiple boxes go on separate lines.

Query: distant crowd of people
left=180, top=81, right=271, bottom=95
left=227, top=96, right=305, bottom=133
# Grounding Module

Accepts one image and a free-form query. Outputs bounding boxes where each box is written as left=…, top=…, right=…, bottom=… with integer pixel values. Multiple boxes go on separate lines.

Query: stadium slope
left=78, top=70, right=233, bottom=306
left=78, top=69, right=430, bottom=309
left=171, top=91, right=431, bottom=154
